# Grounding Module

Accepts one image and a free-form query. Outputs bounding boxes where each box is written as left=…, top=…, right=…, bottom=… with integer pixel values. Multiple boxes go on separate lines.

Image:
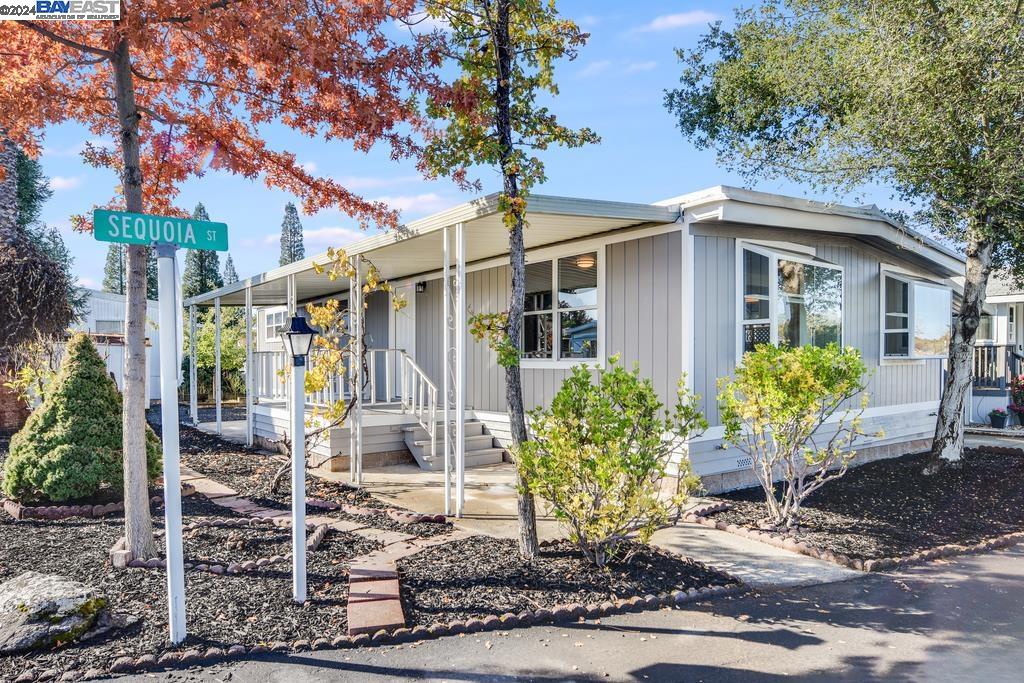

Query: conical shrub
left=2, top=333, right=162, bottom=503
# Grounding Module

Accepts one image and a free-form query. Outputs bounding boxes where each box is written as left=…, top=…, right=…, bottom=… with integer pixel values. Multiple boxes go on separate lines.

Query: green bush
left=718, top=343, right=874, bottom=530
left=518, top=356, right=706, bottom=567
left=2, top=333, right=162, bottom=504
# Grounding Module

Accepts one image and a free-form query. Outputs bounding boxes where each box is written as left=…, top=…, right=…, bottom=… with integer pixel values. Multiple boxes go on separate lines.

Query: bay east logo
left=30, top=0, right=119, bottom=18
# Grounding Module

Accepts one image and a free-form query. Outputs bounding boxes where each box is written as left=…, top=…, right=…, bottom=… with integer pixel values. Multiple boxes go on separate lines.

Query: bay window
left=740, top=245, right=843, bottom=354
left=881, top=272, right=952, bottom=359
left=523, top=251, right=599, bottom=362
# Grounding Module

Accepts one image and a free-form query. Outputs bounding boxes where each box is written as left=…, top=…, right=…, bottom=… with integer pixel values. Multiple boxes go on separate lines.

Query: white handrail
left=251, top=347, right=439, bottom=459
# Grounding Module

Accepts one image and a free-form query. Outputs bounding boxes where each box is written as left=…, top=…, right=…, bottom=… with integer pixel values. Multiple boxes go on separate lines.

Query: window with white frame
left=976, top=312, right=994, bottom=343
left=523, top=251, right=599, bottom=361
left=94, top=320, right=124, bottom=334
left=881, top=272, right=952, bottom=359
left=740, top=245, right=843, bottom=354
left=265, top=310, right=287, bottom=342
left=1010, top=306, right=1017, bottom=345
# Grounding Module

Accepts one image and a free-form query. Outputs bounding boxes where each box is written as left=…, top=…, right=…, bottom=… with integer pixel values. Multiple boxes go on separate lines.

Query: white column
left=155, top=244, right=186, bottom=644
left=354, top=257, right=364, bottom=485
left=286, top=274, right=296, bottom=439
left=442, top=226, right=452, bottom=517
left=245, top=285, right=254, bottom=447
left=291, top=351, right=307, bottom=603
left=455, top=222, right=466, bottom=518
left=214, top=297, right=222, bottom=435
left=189, top=305, right=198, bottom=425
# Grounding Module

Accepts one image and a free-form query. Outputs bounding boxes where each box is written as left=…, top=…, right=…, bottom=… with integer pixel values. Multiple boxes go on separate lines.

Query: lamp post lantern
left=282, top=314, right=318, bottom=603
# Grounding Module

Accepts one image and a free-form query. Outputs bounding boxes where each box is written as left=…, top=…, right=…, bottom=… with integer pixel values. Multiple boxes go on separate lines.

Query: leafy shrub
left=2, top=333, right=162, bottom=503
left=718, top=343, right=874, bottom=530
left=518, top=356, right=706, bottom=567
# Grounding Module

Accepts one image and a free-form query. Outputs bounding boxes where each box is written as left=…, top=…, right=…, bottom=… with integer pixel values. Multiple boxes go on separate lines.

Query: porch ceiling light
left=283, top=315, right=318, bottom=366
left=575, top=253, right=596, bottom=269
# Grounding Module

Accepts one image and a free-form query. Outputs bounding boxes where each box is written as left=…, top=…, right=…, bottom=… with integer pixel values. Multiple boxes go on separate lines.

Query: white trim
left=519, top=246, right=604, bottom=370
left=694, top=399, right=941, bottom=442
left=735, top=240, right=845, bottom=363
left=880, top=266, right=953, bottom=362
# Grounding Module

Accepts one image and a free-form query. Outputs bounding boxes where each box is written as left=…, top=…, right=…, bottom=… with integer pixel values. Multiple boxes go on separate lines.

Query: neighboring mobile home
left=184, top=186, right=963, bottom=503
left=969, top=276, right=1024, bottom=422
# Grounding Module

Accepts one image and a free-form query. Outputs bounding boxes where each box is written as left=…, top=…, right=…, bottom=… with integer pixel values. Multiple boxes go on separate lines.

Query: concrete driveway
left=121, top=544, right=1024, bottom=683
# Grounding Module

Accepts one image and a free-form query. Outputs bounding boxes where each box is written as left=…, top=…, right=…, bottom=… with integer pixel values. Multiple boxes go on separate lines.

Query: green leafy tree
left=102, top=243, right=126, bottom=295
left=181, top=313, right=246, bottom=401
left=222, top=254, right=239, bottom=285
left=145, top=247, right=158, bottom=300
left=279, top=202, right=305, bottom=266
left=665, top=0, right=1024, bottom=470
left=14, top=148, right=52, bottom=230
left=2, top=333, right=161, bottom=503
left=421, top=0, right=599, bottom=559
left=182, top=203, right=224, bottom=301
left=718, top=344, right=874, bottom=529
left=519, top=357, right=705, bottom=567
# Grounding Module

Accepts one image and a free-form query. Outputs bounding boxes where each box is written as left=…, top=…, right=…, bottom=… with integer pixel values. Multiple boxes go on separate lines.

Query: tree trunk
left=111, top=34, right=157, bottom=559
left=928, top=229, right=994, bottom=472
left=495, top=0, right=539, bottom=559
left=0, top=134, right=18, bottom=243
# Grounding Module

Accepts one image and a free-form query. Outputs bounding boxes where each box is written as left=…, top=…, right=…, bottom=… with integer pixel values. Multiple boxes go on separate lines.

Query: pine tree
left=102, top=244, right=126, bottom=295
left=279, top=202, right=305, bottom=266
left=145, top=247, right=158, bottom=300
left=182, top=202, right=223, bottom=300
left=14, top=149, right=52, bottom=230
left=3, top=333, right=161, bottom=503
left=222, top=254, right=239, bottom=284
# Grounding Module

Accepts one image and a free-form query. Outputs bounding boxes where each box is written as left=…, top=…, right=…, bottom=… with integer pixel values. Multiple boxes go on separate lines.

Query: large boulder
left=0, top=572, right=106, bottom=653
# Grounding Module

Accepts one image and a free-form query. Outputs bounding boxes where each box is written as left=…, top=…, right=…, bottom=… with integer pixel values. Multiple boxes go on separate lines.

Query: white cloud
left=302, top=226, right=367, bottom=247
left=623, top=60, right=658, bottom=73
left=634, top=10, right=718, bottom=33
left=374, top=192, right=448, bottom=214
left=42, top=138, right=113, bottom=158
left=393, top=11, right=450, bottom=35
left=578, top=60, right=613, bottom=79
left=49, top=175, right=83, bottom=191
left=335, top=174, right=422, bottom=190
left=78, top=277, right=99, bottom=290
left=300, top=161, right=318, bottom=174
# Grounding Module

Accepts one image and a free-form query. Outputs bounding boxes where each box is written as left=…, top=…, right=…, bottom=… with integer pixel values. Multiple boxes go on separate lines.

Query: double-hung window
left=739, top=244, right=843, bottom=355
left=523, top=251, right=600, bottom=363
left=265, top=310, right=287, bottom=342
left=881, top=272, right=952, bottom=359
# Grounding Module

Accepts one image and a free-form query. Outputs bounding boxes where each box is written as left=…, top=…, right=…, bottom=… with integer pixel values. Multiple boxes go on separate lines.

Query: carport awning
left=184, top=193, right=680, bottom=307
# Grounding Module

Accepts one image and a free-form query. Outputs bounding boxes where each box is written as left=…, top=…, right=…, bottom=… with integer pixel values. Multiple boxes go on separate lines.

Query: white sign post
left=154, top=242, right=187, bottom=643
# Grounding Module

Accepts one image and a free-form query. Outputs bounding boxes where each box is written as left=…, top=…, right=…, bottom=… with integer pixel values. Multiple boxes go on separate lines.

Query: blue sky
left=36, top=1, right=904, bottom=290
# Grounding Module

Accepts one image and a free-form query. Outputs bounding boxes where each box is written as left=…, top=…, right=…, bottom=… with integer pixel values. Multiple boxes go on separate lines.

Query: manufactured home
left=183, top=186, right=964, bottom=509
left=969, top=276, right=1024, bottom=423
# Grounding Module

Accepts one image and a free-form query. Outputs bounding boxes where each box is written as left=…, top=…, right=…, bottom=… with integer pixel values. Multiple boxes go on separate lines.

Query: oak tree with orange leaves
left=0, top=1, right=443, bottom=559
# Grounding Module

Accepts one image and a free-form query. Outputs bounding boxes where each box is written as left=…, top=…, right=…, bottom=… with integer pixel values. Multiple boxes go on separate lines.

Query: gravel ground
left=707, top=449, right=1024, bottom=560
left=397, top=536, right=736, bottom=626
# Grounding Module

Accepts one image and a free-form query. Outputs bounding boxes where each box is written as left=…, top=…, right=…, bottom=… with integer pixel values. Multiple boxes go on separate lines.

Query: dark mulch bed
left=397, top=536, right=736, bottom=626
left=706, top=449, right=1024, bottom=561
left=170, top=419, right=453, bottom=539
left=0, top=508, right=379, bottom=681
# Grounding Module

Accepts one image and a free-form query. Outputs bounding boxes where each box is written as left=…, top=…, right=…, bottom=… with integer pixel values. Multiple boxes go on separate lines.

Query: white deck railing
left=251, top=347, right=438, bottom=456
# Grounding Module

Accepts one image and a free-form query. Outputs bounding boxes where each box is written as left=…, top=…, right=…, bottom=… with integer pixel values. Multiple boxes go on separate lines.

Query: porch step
left=402, top=421, right=506, bottom=471
left=416, top=448, right=507, bottom=472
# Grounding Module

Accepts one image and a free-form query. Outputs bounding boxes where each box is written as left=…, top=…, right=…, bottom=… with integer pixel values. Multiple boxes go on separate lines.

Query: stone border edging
left=22, top=580, right=743, bottom=682
left=2, top=484, right=195, bottom=522
left=340, top=502, right=447, bottom=525
left=686, top=501, right=1024, bottom=572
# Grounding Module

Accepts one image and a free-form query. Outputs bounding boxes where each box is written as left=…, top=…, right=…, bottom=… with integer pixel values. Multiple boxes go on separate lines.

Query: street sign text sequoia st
left=94, top=209, right=228, bottom=251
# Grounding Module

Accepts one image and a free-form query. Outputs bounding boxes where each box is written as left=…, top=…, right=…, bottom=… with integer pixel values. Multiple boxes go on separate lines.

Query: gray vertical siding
left=693, top=230, right=942, bottom=427
left=414, top=230, right=685, bottom=413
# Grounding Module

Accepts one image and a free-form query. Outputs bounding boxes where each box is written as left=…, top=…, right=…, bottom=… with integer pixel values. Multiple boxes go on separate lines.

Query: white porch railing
left=250, top=347, right=438, bottom=455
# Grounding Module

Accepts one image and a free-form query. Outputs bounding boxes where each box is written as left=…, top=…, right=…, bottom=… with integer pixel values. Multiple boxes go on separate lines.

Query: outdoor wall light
left=283, top=315, right=318, bottom=365
left=415, top=281, right=427, bottom=293
left=575, top=253, right=596, bottom=269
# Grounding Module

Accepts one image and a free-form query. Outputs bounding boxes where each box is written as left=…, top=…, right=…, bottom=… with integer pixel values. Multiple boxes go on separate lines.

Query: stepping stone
left=347, top=598, right=404, bottom=636
left=325, top=518, right=367, bottom=533
left=348, top=578, right=400, bottom=603
left=351, top=528, right=415, bottom=546
left=213, top=496, right=260, bottom=512
left=250, top=509, right=289, bottom=519
left=179, top=467, right=205, bottom=481
left=349, top=564, right=399, bottom=583
left=188, top=479, right=237, bottom=499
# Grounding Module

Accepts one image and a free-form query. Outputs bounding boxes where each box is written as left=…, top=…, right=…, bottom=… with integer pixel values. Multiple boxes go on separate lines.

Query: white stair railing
left=398, top=352, right=438, bottom=462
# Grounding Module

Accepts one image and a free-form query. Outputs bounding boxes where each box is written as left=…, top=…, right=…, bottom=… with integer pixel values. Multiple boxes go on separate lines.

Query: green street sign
left=93, top=209, right=229, bottom=251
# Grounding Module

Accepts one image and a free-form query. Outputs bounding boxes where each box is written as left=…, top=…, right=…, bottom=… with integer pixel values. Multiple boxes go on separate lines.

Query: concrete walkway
left=651, top=522, right=860, bottom=590
left=119, top=543, right=1024, bottom=683
left=195, top=419, right=248, bottom=445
